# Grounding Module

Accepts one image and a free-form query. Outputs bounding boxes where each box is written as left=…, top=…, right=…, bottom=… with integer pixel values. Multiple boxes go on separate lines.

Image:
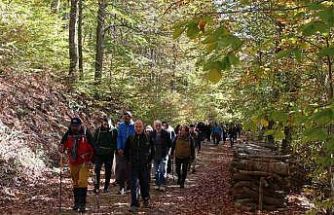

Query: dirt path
left=57, top=142, right=235, bottom=215
left=2, top=141, right=306, bottom=215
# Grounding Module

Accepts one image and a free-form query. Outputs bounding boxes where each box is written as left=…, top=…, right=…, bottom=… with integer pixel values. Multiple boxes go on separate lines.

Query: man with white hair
left=150, top=120, right=172, bottom=191
left=124, top=120, right=152, bottom=212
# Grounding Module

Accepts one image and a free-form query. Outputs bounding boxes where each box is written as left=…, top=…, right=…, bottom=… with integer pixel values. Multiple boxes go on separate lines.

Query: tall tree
left=78, top=0, right=83, bottom=79
left=69, top=0, right=79, bottom=79
left=95, top=0, right=107, bottom=84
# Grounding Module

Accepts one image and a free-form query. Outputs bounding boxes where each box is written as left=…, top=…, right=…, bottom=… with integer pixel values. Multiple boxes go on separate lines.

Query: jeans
left=154, top=156, right=168, bottom=186
left=213, top=133, right=221, bottom=145
left=130, top=166, right=150, bottom=207
left=116, top=154, right=130, bottom=189
left=175, top=158, right=190, bottom=184
left=94, top=155, right=113, bottom=190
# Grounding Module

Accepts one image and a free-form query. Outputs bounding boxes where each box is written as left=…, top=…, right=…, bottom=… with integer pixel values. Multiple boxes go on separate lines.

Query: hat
left=71, top=117, right=82, bottom=126
left=123, top=111, right=132, bottom=118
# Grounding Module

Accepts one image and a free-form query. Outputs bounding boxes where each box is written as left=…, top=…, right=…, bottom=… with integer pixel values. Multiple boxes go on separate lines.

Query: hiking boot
left=103, top=186, right=109, bottom=193
left=72, top=188, right=79, bottom=211
left=154, top=185, right=160, bottom=190
left=129, top=205, right=138, bottom=213
left=78, top=188, right=87, bottom=213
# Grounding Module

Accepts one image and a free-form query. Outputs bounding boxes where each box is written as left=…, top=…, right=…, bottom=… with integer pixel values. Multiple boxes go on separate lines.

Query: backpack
left=175, top=137, right=192, bottom=159
left=95, top=127, right=116, bottom=156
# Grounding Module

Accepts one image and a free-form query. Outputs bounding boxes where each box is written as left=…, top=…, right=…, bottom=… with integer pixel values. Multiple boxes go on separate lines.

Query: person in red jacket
left=59, top=117, right=95, bottom=213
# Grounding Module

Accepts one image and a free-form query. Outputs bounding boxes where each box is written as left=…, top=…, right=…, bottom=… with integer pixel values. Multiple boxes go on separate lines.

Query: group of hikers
left=59, top=111, right=241, bottom=213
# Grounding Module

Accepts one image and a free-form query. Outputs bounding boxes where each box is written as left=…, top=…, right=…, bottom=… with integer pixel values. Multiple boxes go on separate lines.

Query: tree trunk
left=78, top=0, right=83, bottom=79
left=95, top=0, right=107, bottom=84
left=69, top=0, right=79, bottom=80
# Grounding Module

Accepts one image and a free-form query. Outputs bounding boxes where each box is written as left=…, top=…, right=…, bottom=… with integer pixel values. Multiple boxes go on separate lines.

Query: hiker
left=59, top=117, right=95, bottom=213
left=93, top=116, right=118, bottom=193
left=124, top=120, right=152, bottom=212
left=196, top=122, right=206, bottom=151
left=229, top=123, right=238, bottom=146
left=145, top=125, right=154, bottom=182
left=171, top=125, right=195, bottom=188
left=162, top=121, right=176, bottom=175
left=116, top=111, right=135, bottom=194
left=211, top=123, right=223, bottom=145
left=151, top=120, right=172, bottom=191
left=189, top=124, right=199, bottom=173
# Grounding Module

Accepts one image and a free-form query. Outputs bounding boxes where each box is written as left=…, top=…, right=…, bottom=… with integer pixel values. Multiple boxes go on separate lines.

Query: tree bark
left=78, top=0, right=83, bottom=79
left=69, top=0, right=79, bottom=80
left=95, top=0, right=107, bottom=84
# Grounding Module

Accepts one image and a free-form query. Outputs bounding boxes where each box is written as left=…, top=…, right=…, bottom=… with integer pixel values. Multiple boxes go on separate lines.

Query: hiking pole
left=59, top=153, right=64, bottom=213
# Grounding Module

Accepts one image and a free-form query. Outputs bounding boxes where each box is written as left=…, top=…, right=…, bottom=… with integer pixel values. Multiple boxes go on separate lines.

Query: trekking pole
left=59, top=153, right=64, bottom=213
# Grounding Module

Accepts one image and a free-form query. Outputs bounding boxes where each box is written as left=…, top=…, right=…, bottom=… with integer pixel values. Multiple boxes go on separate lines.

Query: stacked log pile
left=230, top=142, right=299, bottom=211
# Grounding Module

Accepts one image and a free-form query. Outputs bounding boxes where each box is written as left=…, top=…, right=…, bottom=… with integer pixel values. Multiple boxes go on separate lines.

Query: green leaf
left=206, top=69, right=222, bottom=84
left=228, top=53, right=240, bottom=65
left=319, top=47, right=334, bottom=57
left=302, top=21, right=328, bottom=36
left=303, top=127, right=328, bottom=142
left=173, top=25, right=186, bottom=39
left=318, top=8, right=334, bottom=27
left=276, top=50, right=291, bottom=59
left=310, top=108, right=334, bottom=125
left=270, top=111, right=288, bottom=123
left=186, top=21, right=200, bottom=39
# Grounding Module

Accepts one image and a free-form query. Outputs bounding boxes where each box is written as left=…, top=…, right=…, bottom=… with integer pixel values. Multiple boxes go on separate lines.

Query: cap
left=123, top=111, right=132, bottom=118
left=71, top=117, right=82, bottom=126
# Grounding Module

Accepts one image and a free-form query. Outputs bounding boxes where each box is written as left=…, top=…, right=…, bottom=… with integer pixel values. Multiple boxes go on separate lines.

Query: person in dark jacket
left=124, top=120, right=153, bottom=213
left=93, top=116, right=118, bottom=193
left=59, top=117, right=95, bottom=213
left=151, top=120, right=172, bottom=191
left=171, top=125, right=195, bottom=188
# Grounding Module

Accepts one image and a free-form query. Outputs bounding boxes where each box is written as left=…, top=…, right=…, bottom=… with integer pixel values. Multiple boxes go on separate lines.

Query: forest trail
left=60, top=141, right=235, bottom=215
left=4, top=139, right=306, bottom=215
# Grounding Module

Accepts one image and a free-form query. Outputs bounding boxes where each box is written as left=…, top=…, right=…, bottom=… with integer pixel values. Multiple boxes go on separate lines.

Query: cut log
left=231, top=159, right=290, bottom=176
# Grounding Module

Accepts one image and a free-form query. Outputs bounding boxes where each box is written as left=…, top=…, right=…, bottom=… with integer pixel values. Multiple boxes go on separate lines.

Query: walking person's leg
left=181, top=159, right=190, bottom=188
left=104, top=156, right=113, bottom=192
left=94, top=157, right=102, bottom=192
left=154, top=160, right=161, bottom=188
left=139, top=167, right=150, bottom=207
left=175, top=158, right=182, bottom=185
left=129, top=168, right=139, bottom=212
left=77, top=163, right=90, bottom=213
left=160, top=157, right=168, bottom=191
left=69, top=164, right=80, bottom=211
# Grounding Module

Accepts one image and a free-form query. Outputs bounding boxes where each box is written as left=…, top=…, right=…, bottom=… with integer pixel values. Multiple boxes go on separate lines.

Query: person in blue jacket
left=211, top=122, right=223, bottom=145
left=116, top=111, right=135, bottom=194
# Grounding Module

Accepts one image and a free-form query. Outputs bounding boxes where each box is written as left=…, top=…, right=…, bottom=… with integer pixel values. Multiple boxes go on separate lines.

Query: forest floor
left=2, top=140, right=308, bottom=215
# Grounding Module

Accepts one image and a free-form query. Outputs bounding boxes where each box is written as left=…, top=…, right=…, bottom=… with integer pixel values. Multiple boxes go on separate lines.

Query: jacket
left=124, top=132, right=153, bottom=168
left=117, top=121, right=135, bottom=150
left=150, top=129, right=172, bottom=160
left=94, top=126, right=118, bottom=157
left=60, top=127, right=95, bottom=165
